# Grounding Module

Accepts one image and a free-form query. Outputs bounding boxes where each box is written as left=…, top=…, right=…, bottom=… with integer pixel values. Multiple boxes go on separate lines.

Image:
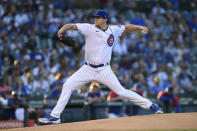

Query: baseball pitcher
left=39, top=10, right=163, bottom=124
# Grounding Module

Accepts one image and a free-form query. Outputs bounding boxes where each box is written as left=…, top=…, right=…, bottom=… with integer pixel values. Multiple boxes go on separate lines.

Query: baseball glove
left=57, top=32, right=75, bottom=47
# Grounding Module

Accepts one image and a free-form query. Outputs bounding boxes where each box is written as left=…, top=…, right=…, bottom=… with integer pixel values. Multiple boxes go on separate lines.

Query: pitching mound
left=8, top=112, right=197, bottom=131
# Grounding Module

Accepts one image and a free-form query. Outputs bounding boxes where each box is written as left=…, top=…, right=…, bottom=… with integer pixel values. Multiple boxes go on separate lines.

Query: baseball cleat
left=38, top=115, right=61, bottom=124
left=150, top=103, right=163, bottom=114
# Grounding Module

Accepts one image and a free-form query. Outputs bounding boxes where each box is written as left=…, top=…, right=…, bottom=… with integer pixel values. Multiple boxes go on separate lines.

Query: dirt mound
left=8, top=112, right=197, bottom=131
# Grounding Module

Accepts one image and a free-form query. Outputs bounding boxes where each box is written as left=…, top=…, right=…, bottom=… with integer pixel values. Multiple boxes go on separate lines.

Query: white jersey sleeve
left=75, top=23, right=92, bottom=37
left=111, top=25, right=125, bottom=37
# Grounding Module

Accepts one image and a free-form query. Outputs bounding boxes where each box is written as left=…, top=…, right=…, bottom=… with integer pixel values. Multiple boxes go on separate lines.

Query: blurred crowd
left=0, top=0, right=197, bottom=120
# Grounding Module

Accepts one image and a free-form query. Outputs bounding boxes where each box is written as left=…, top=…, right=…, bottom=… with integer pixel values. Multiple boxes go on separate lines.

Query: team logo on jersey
left=107, top=34, right=114, bottom=46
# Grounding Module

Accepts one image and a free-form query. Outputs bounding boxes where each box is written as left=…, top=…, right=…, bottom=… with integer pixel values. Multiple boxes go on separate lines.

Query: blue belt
left=85, top=62, right=109, bottom=68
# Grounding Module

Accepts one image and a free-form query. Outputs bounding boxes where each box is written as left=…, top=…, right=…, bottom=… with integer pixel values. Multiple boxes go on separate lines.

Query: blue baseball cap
left=93, top=10, right=109, bottom=19
left=165, top=85, right=174, bottom=93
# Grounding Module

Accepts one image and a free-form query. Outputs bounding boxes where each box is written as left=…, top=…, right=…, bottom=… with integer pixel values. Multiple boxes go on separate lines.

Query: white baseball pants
left=51, top=65, right=152, bottom=118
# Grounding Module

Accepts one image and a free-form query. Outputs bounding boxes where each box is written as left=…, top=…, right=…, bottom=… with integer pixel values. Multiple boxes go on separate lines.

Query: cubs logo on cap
left=107, top=34, right=114, bottom=46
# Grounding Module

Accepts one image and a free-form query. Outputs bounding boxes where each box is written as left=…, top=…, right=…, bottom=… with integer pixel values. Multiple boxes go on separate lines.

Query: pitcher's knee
left=63, top=83, right=75, bottom=92
left=115, top=88, right=127, bottom=97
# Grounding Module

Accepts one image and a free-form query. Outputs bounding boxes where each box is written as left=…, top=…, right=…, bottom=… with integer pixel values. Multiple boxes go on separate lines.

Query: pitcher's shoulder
left=76, top=23, right=93, bottom=27
left=109, top=25, right=125, bottom=29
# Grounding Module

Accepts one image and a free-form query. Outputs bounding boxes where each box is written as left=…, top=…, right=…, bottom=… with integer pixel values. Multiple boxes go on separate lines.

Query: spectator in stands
left=133, top=73, right=148, bottom=94
left=31, top=74, right=50, bottom=97
left=166, top=66, right=180, bottom=94
left=177, top=72, right=194, bottom=94
left=21, top=68, right=32, bottom=86
left=87, top=82, right=105, bottom=120
left=150, top=76, right=165, bottom=95
left=130, top=12, right=144, bottom=26
left=47, top=55, right=59, bottom=78
left=144, top=55, right=157, bottom=74
left=152, top=3, right=166, bottom=15
left=13, top=77, right=31, bottom=97
left=87, top=82, right=105, bottom=103
left=32, top=56, right=47, bottom=77
left=171, top=0, right=180, bottom=11
left=7, top=91, right=28, bottom=120
left=14, top=9, right=29, bottom=27
left=44, top=81, right=63, bottom=104
left=75, top=85, right=88, bottom=97
left=119, top=55, right=132, bottom=70
left=6, top=60, right=22, bottom=88
left=0, top=93, right=8, bottom=120
left=0, top=4, right=5, bottom=18
left=157, top=86, right=180, bottom=113
left=0, top=76, right=11, bottom=97
left=1, top=57, right=11, bottom=76
left=107, top=91, right=124, bottom=118
left=24, top=74, right=35, bottom=95
left=155, top=64, right=168, bottom=87
left=187, top=15, right=197, bottom=32
left=133, top=57, right=148, bottom=75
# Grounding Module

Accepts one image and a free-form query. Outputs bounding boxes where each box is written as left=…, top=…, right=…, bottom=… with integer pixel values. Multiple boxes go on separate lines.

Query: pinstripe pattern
left=50, top=23, right=152, bottom=118
left=51, top=65, right=96, bottom=117
left=76, top=23, right=125, bottom=65
left=97, top=66, right=152, bottom=109
left=51, top=65, right=152, bottom=118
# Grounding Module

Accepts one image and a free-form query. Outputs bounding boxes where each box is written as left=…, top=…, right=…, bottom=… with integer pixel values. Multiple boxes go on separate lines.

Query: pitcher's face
left=94, top=16, right=107, bottom=26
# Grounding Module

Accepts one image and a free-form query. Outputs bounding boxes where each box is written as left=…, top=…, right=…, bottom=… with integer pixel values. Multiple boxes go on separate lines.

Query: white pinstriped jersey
left=50, top=24, right=153, bottom=118
left=76, top=23, right=125, bottom=65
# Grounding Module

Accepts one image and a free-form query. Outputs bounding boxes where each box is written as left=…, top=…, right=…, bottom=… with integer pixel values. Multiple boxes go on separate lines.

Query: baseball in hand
left=141, top=27, right=148, bottom=34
